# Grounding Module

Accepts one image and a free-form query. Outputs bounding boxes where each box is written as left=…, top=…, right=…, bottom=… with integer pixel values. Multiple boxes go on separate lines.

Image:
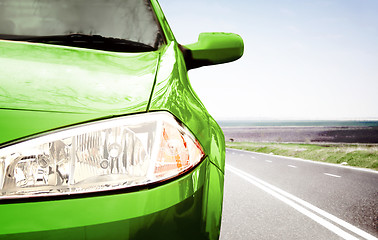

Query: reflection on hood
left=0, top=40, right=160, bottom=113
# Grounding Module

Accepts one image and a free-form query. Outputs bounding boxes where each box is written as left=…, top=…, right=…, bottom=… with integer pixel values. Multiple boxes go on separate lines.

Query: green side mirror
left=182, top=32, right=244, bottom=70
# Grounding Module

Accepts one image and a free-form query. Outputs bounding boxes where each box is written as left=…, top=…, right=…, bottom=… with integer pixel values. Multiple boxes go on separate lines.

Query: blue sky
left=159, top=0, right=378, bottom=120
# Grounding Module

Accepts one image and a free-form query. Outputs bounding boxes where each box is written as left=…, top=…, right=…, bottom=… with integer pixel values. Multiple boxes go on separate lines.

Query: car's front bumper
left=0, top=157, right=224, bottom=240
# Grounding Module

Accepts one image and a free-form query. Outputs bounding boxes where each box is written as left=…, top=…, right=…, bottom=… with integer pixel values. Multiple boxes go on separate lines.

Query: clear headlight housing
left=0, top=112, right=204, bottom=199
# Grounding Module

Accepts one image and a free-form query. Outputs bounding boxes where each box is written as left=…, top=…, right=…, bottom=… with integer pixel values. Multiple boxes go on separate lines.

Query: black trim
left=1, top=34, right=157, bottom=53
left=178, top=44, right=213, bottom=70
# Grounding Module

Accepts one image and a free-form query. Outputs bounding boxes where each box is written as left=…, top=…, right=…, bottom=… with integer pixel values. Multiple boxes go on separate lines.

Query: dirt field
left=222, top=126, right=378, bottom=144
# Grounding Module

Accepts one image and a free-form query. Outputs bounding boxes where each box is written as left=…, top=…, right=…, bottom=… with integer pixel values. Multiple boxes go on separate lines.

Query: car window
left=0, top=0, right=164, bottom=51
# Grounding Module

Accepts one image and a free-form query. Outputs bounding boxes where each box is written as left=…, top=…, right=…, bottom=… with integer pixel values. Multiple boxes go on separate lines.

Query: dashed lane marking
left=324, top=173, right=341, bottom=178
left=226, top=164, right=377, bottom=240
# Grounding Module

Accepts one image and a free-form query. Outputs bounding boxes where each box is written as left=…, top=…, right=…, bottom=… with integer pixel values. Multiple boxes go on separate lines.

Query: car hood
left=0, top=40, right=159, bottom=114
left=0, top=40, right=160, bottom=144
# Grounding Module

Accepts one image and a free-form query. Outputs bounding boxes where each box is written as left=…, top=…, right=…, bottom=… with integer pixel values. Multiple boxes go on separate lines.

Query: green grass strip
left=226, top=142, right=378, bottom=171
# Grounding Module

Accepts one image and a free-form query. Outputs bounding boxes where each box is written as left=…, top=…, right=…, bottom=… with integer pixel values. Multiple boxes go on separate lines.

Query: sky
left=159, top=0, right=378, bottom=120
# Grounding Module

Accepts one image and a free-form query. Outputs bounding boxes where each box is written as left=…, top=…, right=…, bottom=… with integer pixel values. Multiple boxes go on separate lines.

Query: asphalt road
left=220, top=148, right=378, bottom=240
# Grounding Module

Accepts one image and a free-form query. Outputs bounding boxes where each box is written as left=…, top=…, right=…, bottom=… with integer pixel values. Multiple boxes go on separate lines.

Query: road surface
left=220, top=148, right=378, bottom=240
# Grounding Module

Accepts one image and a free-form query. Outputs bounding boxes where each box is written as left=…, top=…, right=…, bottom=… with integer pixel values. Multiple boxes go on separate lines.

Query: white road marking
left=265, top=160, right=272, bottom=163
left=226, top=148, right=378, bottom=174
left=251, top=156, right=256, bottom=159
left=324, top=173, right=341, bottom=178
left=288, top=165, right=298, bottom=168
left=226, top=164, right=377, bottom=240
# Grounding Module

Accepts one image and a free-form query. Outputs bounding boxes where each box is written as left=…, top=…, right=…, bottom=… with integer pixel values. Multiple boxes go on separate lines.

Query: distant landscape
left=220, top=120, right=378, bottom=170
left=219, top=120, right=378, bottom=144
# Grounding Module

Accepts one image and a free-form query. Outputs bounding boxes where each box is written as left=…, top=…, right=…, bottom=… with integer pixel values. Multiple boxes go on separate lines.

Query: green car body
left=0, top=0, right=243, bottom=239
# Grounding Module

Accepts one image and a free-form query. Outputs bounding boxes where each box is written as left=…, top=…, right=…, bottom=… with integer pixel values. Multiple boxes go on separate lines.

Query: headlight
left=0, top=112, right=204, bottom=199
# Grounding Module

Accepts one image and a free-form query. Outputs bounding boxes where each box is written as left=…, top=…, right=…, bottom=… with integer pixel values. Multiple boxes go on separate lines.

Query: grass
left=226, top=142, right=378, bottom=171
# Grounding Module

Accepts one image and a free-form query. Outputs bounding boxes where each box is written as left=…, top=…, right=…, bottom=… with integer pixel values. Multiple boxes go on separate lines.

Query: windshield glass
left=0, top=0, right=164, bottom=51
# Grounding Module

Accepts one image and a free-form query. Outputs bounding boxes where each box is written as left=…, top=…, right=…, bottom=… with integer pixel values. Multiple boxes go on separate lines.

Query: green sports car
left=0, top=0, right=243, bottom=239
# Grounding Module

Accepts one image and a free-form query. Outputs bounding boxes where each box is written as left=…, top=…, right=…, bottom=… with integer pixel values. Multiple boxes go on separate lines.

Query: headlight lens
left=0, top=112, right=204, bottom=199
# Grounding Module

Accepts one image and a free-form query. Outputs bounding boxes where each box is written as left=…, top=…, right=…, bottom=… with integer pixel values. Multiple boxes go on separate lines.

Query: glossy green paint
left=204, top=162, right=226, bottom=240
left=147, top=40, right=226, bottom=239
left=0, top=39, right=159, bottom=145
left=148, top=42, right=226, bottom=172
left=0, top=109, right=106, bottom=145
left=0, top=0, right=243, bottom=239
left=147, top=3, right=228, bottom=236
left=184, top=32, right=244, bottom=68
left=0, top=40, right=158, bottom=114
left=0, top=159, right=211, bottom=239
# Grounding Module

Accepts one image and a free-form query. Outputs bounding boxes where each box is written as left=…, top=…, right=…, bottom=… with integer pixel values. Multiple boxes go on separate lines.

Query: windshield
left=0, top=0, right=164, bottom=52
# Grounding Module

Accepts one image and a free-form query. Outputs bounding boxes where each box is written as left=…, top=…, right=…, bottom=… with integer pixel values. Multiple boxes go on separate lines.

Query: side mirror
left=181, top=32, right=244, bottom=70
